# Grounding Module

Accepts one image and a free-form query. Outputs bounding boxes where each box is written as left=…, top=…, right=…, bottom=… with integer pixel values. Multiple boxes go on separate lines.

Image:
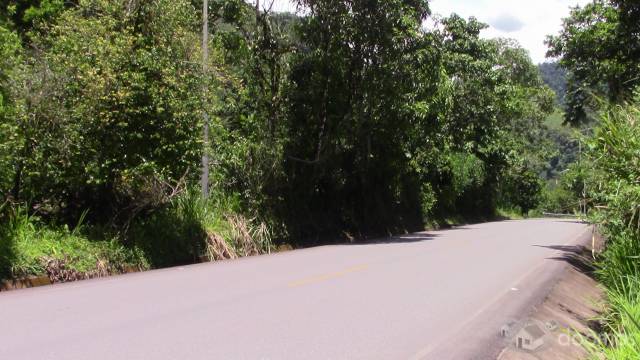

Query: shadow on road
left=550, top=219, right=588, bottom=225
left=534, top=244, right=597, bottom=278
left=338, top=225, right=477, bottom=246
left=342, top=232, right=441, bottom=245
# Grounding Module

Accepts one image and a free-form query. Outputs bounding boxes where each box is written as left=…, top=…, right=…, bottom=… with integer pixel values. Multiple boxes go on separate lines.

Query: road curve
left=0, top=219, right=590, bottom=360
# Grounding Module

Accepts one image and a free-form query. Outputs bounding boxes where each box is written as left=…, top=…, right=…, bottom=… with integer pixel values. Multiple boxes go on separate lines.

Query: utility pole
left=201, top=0, right=210, bottom=198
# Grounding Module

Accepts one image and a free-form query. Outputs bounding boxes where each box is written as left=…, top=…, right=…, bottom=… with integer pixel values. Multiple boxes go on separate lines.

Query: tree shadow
left=549, top=219, right=588, bottom=225
left=362, top=232, right=441, bottom=244
left=534, top=244, right=597, bottom=278
left=338, top=226, right=475, bottom=246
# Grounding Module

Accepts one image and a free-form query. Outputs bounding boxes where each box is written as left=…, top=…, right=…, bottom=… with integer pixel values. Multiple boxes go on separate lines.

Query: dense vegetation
left=0, top=0, right=559, bottom=281
left=582, top=102, right=640, bottom=359
left=547, top=0, right=640, bottom=357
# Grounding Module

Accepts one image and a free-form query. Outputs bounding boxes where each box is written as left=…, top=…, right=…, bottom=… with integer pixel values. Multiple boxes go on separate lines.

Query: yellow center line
left=287, top=264, right=369, bottom=288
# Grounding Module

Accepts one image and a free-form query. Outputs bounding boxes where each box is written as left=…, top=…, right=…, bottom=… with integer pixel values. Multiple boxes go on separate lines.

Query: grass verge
left=0, top=206, right=148, bottom=281
left=0, top=189, right=273, bottom=285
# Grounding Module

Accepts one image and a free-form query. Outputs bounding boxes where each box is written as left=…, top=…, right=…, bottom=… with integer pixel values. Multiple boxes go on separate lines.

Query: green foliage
left=0, top=205, right=148, bottom=279
left=586, top=102, right=640, bottom=230
left=282, top=0, right=437, bottom=239
left=538, top=115, right=585, bottom=215
left=436, top=17, right=554, bottom=217
left=577, top=100, right=640, bottom=357
left=547, top=0, right=640, bottom=125
left=541, top=109, right=582, bottom=180
left=1, top=0, right=66, bottom=34
left=540, top=182, right=579, bottom=214
left=435, top=153, right=489, bottom=218
left=581, top=277, right=640, bottom=360
left=0, top=25, right=22, bottom=191
left=130, top=188, right=270, bottom=267
left=5, top=0, right=204, bottom=219
left=130, top=189, right=215, bottom=267
left=498, top=163, right=543, bottom=215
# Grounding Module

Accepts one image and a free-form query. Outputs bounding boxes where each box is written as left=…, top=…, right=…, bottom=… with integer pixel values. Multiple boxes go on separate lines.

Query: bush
left=583, top=285, right=640, bottom=360
left=435, top=152, right=489, bottom=218
left=130, top=189, right=218, bottom=268
left=4, top=0, right=204, bottom=221
left=129, top=189, right=272, bottom=268
left=598, top=229, right=640, bottom=296
left=540, top=182, right=579, bottom=214
left=498, top=164, right=543, bottom=215
left=0, top=189, right=274, bottom=281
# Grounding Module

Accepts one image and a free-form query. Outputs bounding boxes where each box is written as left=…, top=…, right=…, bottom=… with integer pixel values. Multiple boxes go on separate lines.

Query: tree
left=0, top=25, right=22, bottom=195
left=4, top=0, right=206, bottom=221
left=434, top=15, right=553, bottom=216
left=547, top=0, right=640, bottom=125
left=281, top=0, right=438, bottom=238
left=0, top=0, right=66, bottom=35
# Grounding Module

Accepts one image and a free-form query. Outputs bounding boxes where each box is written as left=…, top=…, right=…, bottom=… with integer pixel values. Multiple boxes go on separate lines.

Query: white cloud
left=265, top=0, right=591, bottom=63
left=428, top=0, right=591, bottom=63
left=490, top=13, right=524, bottom=33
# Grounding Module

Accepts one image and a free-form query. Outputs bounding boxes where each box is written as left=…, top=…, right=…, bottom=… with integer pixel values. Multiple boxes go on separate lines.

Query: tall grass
left=1, top=189, right=274, bottom=282
left=129, top=188, right=272, bottom=267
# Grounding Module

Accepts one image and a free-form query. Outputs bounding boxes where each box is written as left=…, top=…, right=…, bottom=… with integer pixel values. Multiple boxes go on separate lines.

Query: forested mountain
left=536, top=61, right=574, bottom=182
left=1, top=0, right=557, bottom=279
left=538, top=62, right=566, bottom=104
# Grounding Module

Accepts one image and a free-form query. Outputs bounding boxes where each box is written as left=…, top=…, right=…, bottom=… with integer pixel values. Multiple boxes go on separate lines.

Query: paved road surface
left=0, top=219, right=590, bottom=360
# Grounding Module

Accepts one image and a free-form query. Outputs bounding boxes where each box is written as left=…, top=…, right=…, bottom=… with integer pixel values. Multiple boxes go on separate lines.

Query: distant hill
left=538, top=62, right=567, bottom=105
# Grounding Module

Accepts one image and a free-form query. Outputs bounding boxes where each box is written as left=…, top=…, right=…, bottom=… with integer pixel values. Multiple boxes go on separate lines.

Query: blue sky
left=267, top=0, right=590, bottom=63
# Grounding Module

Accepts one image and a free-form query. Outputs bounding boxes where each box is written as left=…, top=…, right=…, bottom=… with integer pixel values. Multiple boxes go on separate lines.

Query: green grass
left=0, top=207, right=148, bottom=279
left=582, top=278, right=640, bottom=360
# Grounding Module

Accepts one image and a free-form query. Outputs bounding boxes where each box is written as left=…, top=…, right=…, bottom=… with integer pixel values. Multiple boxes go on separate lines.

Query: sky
left=266, top=0, right=591, bottom=64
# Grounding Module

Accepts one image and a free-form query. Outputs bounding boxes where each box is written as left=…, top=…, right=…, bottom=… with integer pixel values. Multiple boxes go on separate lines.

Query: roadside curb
left=0, top=266, right=142, bottom=292
left=0, top=276, right=51, bottom=291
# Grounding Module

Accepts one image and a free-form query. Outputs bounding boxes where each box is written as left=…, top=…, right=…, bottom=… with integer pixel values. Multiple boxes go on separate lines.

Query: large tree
left=547, top=0, right=640, bottom=125
left=3, top=0, right=205, bottom=219
left=282, top=0, right=439, bottom=239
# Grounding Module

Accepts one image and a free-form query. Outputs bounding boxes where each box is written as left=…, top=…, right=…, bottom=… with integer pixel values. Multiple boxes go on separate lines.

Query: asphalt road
left=0, top=219, right=590, bottom=360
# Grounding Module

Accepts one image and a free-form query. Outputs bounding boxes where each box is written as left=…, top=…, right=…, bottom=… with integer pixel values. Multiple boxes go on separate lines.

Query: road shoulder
left=497, top=244, right=605, bottom=360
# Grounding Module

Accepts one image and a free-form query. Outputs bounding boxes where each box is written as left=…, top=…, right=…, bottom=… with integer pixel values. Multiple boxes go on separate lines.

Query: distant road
left=0, top=219, right=590, bottom=360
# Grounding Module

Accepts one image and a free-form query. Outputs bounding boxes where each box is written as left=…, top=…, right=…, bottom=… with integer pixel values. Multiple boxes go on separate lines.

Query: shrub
left=435, top=152, right=489, bottom=218
left=129, top=189, right=213, bottom=268
left=540, top=182, right=579, bottom=214
left=129, top=188, right=272, bottom=268
left=498, top=164, right=543, bottom=215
